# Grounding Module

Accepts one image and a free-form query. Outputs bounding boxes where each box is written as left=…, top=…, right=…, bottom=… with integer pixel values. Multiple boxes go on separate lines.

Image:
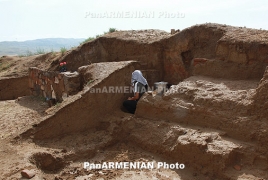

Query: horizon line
left=0, top=37, right=87, bottom=43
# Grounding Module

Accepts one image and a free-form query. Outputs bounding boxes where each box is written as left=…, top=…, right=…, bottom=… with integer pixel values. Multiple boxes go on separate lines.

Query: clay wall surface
left=162, top=24, right=268, bottom=83
left=54, top=24, right=268, bottom=85
left=0, top=76, right=30, bottom=100
left=253, top=66, right=268, bottom=119
left=26, top=61, right=137, bottom=140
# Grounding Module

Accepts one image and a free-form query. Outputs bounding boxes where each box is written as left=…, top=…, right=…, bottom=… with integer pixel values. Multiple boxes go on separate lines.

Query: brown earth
left=0, top=23, right=268, bottom=180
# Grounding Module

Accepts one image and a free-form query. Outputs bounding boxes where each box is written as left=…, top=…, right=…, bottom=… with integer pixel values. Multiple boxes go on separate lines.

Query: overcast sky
left=0, top=0, right=268, bottom=41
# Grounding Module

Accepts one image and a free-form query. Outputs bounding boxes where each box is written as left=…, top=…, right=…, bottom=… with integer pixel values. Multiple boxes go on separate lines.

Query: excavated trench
left=20, top=62, right=268, bottom=179
left=1, top=23, right=268, bottom=179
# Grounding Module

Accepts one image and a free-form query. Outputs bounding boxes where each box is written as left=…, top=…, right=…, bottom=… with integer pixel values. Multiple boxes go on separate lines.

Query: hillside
left=0, top=38, right=85, bottom=56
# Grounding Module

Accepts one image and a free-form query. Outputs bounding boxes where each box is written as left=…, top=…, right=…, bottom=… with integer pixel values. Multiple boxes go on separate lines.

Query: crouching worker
left=123, top=70, right=148, bottom=114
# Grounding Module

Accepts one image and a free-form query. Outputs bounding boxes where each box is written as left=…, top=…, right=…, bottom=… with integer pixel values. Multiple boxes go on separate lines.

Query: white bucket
left=154, top=82, right=168, bottom=95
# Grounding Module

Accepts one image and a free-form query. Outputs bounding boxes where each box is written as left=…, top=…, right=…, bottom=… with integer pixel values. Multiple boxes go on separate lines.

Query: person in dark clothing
left=59, top=62, right=67, bottom=72
left=123, top=70, right=148, bottom=114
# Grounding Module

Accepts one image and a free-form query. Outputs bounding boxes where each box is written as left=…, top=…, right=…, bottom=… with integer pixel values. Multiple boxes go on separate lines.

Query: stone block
left=21, top=169, right=35, bottom=179
left=62, top=71, right=81, bottom=95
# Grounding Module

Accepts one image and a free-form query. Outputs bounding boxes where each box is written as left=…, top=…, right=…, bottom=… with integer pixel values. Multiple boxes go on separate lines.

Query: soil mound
left=30, top=152, right=66, bottom=172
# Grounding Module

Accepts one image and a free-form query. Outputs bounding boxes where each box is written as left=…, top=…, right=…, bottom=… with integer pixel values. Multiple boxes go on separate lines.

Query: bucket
left=154, top=82, right=168, bottom=95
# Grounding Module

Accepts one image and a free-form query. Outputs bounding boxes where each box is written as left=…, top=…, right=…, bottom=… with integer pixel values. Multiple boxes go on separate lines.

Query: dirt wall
left=24, top=61, right=137, bottom=140
left=135, top=75, right=268, bottom=148
left=50, top=30, right=170, bottom=75
left=127, top=118, right=239, bottom=179
left=55, top=24, right=268, bottom=85
left=161, top=24, right=226, bottom=83
left=53, top=37, right=165, bottom=86
left=0, top=76, right=30, bottom=100
left=253, top=66, right=268, bottom=119
left=162, top=24, right=268, bottom=83
left=192, top=58, right=266, bottom=79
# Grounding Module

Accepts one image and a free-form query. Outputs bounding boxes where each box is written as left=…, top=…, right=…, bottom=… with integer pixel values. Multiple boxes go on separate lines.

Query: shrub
left=35, top=47, right=45, bottom=55
left=26, top=50, right=33, bottom=56
left=109, top=28, right=116, bottom=33
left=81, top=27, right=117, bottom=45
left=80, top=37, right=95, bottom=44
left=60, top=47, right=67, bottom=54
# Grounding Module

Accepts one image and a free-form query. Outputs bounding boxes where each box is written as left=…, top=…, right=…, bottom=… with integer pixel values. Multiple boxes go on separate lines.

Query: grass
left=60, top=47, right=67, bottom=54
left=80, top=27, right=117, bottom=45
left=26, top=50, right=33, bottom=56
left=50, top=48, right=57, bottom=57
left=86, top=79, right=95, bottom=86
left=35, top=48, right=45, bottom=55
left=80, top=37, right=95, bottom=44
left=18, top=47, right=68, bottom=57
left=0, top=62, right=12, bottom=72
left=18, top=48, right=47, bottom=57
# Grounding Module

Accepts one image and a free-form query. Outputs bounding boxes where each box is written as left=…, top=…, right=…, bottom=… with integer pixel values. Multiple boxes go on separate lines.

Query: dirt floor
left=0, top=97, right=207, bottom=180
left=0, top=81, right=266, bottom=180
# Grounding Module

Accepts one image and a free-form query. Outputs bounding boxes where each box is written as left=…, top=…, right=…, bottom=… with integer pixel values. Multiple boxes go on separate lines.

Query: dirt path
left=0, top=96, right=48, bottom=178
left=0, top=96, right=49, bottom=139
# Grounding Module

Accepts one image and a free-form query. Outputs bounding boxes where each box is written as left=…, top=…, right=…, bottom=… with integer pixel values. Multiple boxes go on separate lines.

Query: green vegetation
left=60, top=47, right=67, bottom=54
left=17, top=46, right=69, bottom=57
left=86, top=79, right=95, bottom=86
left=19, top=48, right=46, bottom=57
left=81, top=37, right=95, bottom=44
left=81, top=27, right=117, bottom=45
left=109, top=28, right=116, bottom=33
left=0, top=62, right=12, bottom=72
left=36, top=47, right=45, bottom=54
left=26, top=50, right=33, bottom=56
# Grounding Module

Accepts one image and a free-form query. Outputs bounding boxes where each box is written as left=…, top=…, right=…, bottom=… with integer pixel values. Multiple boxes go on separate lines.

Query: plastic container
left=154, top=82, right=168, bottom=95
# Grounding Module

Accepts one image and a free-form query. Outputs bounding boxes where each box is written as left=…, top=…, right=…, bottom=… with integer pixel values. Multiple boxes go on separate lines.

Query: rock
left=61, top=149, right=67, bottom=153
left=192, top=58, right=208, bottom=66
left=21, top=169, right=35, bottom=179
left=62, top=71, right=81, bottom=95
left=233, top=165, right=241, bottom=171
left=54, top=176, right=63, bottom=180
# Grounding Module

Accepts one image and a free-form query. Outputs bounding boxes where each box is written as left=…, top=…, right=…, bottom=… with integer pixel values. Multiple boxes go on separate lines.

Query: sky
left=0, top=0, right=268, bottom=41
